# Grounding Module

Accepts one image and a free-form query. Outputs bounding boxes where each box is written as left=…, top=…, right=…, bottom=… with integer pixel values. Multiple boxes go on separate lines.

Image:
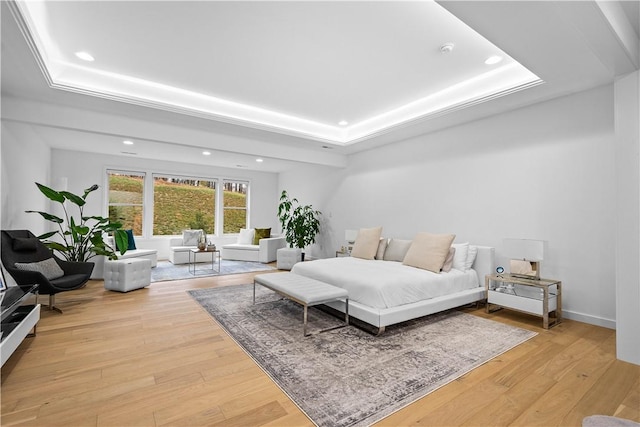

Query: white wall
left=614, top=70, right=640, bottom=365
left=1, top=121, right=52, bottom=234
left=280, top=85, right=617, bottom=328
left=47, top=149, right=279, bottom=260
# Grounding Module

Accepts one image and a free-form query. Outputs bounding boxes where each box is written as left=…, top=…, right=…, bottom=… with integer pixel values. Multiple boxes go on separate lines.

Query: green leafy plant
left=26, top=182, right=128, bottom=262
left=189, top=212, right=208, bottom=232
left=277, top=190, right=321, bottom=250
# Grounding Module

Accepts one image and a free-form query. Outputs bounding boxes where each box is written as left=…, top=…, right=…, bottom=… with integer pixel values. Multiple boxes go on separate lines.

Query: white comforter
left=291, top=257, right=479, bottom=309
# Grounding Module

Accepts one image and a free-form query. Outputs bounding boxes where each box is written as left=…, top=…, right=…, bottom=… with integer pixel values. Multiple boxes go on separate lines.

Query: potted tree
left=277, top=190, right=321, bottom=260
left=26, top=182, right=129, bottom=266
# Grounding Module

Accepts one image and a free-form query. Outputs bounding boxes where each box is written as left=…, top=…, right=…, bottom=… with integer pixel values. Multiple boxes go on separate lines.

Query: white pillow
left=237, top=228, right=255, bottom=245
left=465, top=245, right=478, bottom=270
left=383, top=239, right=413, bottom=262
left=182, top=229, right=203, bottom=246
left=351, top=227, right=383, bottom=260
left=452, top=243, right=469, bottom=270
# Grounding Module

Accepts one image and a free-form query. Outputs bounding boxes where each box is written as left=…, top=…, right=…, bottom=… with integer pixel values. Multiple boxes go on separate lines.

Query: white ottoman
left=277, top=248, right=302, bottom=270
left=104, top=258, right=151, bottom=292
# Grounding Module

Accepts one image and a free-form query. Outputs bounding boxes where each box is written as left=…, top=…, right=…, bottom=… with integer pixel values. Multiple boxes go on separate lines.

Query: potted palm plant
left=26, top=182, right=129, bottom=264
left=277, top=190, right=321, bottom=260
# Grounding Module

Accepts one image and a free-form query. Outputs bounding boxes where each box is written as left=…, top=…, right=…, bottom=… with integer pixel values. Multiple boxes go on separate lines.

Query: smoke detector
left=440, top=43, right=455, bottom=54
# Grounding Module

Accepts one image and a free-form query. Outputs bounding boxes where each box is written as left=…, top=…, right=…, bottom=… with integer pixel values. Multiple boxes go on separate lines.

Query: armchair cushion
left=182, top=230, right=203, bottom=246
left=253, top=228, right=271, bottom=245
left=15, top=258, right=65, bottom=280
left=125, top=229, right=137, bottom=250
left=13, top=237, right=38, bottom=252
left=238, top=228, right=255, bottom=245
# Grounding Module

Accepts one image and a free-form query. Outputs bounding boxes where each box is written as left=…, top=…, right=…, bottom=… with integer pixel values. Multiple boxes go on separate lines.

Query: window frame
left=221, top=179, right=250, bottom=235
left=104, top=169, right=252, bottom=238
left=151, top=173, right=219, bottom=237
left=106, top=169, right=146, bottom=236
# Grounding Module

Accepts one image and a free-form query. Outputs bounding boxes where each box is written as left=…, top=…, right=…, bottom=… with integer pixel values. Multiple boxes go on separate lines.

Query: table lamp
left=503, top=238, right=544, bottom=280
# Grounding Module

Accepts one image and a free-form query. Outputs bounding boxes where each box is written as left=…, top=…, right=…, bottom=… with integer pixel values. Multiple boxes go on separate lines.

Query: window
left=107, top=171, right=144, bottom=235
left=223, top=180, right=248, bottom=233
left=153, top=175, right=216, bottom=235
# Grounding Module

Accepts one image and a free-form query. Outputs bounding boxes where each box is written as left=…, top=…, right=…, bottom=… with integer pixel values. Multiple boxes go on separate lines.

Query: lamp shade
left=503, top=238, right=544, bottom=261
left=345, top=229, right=358, bottom=243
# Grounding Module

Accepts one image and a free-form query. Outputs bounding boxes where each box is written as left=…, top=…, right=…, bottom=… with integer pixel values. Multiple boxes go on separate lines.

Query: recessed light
left=202, top=151, right=211, bottom=156
left=440, top=43, right=455, bottom=54
left=485, top=55, right=503, bottom=65
left=338, top=120, right=349, bottom=126
left=75, top=51, right=95, bottom=62
left=122, top=140, right=134, bottom=145
left=256, top=158, right=264, bottom=163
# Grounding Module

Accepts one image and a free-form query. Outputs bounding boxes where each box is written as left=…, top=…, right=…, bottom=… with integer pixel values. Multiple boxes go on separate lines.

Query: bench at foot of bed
left=253, top=272, right=349, bottom=336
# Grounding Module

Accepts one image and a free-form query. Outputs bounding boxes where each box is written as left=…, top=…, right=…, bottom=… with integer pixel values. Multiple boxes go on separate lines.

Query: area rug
left=188, top=284, right=537, bottom=427
left=151, top=260, right=275, bottom=282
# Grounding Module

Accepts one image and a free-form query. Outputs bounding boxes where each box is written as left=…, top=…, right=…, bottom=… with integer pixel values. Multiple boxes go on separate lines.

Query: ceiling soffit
left=8, top=0, right=542, bottom=146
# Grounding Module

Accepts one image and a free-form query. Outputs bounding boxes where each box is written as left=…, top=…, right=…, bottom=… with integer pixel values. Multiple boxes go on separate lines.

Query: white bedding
left=290, top=257, right=479, bottom=309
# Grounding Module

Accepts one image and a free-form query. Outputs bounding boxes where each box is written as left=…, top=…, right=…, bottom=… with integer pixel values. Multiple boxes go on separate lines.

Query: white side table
left=485, top=273, right=562, bottom=329
left=104, top=258, right=151, bottom=292
left=277, top=248, right=302, bottom=270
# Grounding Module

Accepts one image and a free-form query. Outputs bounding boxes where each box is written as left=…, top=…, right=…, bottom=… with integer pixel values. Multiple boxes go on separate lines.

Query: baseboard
left=563, top=310, right=616, bottom=330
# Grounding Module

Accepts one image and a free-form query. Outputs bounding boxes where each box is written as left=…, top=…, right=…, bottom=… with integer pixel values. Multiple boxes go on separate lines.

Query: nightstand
left=335, top=250, right=350, bottom=258
left=485, top=274, right=562, bottom=329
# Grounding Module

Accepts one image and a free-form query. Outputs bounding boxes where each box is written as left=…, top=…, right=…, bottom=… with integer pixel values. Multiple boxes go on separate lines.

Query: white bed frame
left=322, top=246, right=495, bottom=334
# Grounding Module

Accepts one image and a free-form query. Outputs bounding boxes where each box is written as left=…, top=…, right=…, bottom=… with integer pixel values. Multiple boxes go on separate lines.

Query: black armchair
left=1, top=230, right=94, bottom=312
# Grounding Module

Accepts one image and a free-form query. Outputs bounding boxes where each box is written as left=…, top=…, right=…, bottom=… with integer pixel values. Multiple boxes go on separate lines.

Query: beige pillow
left=403, top=232, right=456, bottom=273
left=350, top=227, right=383, bottom=260
left=441, top=247, right=456, bottom=272
left=375, top=238, right=388, bottom=260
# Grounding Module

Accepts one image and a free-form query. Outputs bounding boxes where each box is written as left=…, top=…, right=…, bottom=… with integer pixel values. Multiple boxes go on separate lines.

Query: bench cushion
left=254, top=272, right=348, bottom=305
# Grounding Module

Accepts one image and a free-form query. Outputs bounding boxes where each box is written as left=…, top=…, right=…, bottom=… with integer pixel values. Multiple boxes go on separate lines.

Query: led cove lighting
left=122, top=140, right=134, bottom=145
left=75, top=51, right=95, bottom=62
left=16, top=1, right=541, bottom=145
left=485, top=55, right=503, bottom=65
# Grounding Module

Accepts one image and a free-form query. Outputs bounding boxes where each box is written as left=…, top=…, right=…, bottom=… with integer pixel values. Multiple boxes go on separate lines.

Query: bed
left=290, top=245, right=495, bottom=334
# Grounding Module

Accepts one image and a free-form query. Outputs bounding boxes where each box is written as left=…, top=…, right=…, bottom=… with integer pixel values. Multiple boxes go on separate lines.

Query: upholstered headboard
left=472, top=246, right=495, bottom=286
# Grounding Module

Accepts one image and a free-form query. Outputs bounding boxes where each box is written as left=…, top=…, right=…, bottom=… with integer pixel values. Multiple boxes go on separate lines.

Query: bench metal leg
left=303, top=305, right=309, bottom=336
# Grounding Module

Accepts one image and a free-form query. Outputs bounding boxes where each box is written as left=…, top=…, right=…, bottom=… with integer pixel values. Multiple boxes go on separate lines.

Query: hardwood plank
left=2, top=273, right=638, bottom=427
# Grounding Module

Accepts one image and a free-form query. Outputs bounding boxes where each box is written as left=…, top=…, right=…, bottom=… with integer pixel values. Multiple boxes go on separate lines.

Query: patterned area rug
left=188, top=284, right=537, bottom=427
left=151, top=260, right=275, bottom=282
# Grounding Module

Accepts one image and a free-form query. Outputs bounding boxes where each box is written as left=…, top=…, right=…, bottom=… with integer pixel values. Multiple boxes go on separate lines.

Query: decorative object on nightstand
left=503, top=238, right=545, bottom=279
left=344, top=230, right=358, bottom=254
left=336, top=248, right=350, bottom=258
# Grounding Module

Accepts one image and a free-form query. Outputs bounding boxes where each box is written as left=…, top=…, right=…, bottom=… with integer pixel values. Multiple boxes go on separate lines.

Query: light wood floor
left=1, top=270, right=638, bottom=427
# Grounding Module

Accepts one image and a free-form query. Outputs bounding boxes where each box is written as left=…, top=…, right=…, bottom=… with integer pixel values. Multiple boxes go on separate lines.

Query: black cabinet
left=1, top=285, right=40, bottom=366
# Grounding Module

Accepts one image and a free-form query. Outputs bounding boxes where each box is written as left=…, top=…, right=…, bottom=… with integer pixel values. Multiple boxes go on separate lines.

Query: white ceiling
left=2, top=1, right=639, bottom=172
